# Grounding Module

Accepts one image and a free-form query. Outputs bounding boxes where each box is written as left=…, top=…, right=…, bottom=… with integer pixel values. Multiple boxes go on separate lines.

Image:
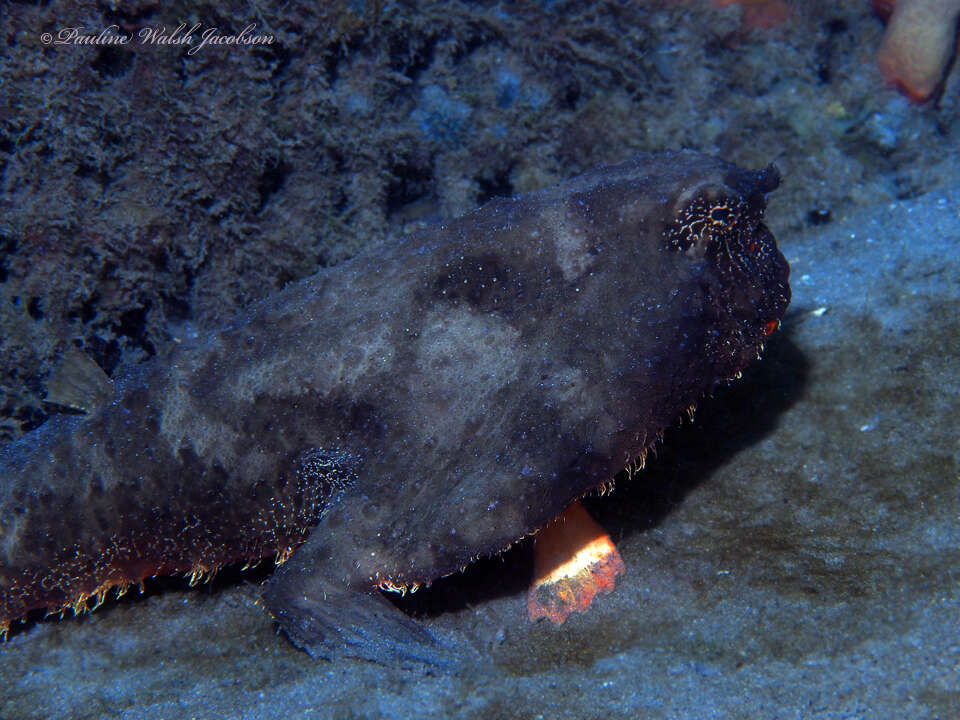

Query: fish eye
left=710, top=206, right=732, bottom=224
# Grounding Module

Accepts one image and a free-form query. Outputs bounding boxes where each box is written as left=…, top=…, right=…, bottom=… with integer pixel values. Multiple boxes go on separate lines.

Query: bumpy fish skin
left=0, top=152, right=789, bottom=659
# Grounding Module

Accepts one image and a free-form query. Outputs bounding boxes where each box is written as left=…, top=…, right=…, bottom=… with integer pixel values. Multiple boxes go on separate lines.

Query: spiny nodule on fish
left=0, top=151, right=790, bottom=662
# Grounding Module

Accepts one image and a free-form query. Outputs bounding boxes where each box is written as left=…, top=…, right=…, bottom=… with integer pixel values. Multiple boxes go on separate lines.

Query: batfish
left=0, top=151, right=790, bottom=663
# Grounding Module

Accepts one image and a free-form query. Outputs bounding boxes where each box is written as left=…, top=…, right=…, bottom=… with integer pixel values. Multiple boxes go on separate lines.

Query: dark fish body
left=0, top=152, right=790, bottom=658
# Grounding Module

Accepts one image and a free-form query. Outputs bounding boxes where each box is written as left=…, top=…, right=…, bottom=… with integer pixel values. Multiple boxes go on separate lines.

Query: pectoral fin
left=263, top=551, right=448, bottom=668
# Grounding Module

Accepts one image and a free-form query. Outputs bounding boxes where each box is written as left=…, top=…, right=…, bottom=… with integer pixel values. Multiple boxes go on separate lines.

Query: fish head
left=661, top=163, right=791, bottom=381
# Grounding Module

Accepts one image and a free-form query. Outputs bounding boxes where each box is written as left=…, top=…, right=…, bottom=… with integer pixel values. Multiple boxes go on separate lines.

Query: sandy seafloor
left=1, top=1, right=958, bottom=718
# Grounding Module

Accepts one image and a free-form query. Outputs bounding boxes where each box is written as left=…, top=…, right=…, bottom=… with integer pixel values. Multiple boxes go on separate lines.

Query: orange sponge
left=875, top=0, right=960, bottom=101
left=527, top=500, right=626, bottom=624
left=711, top=0, right=793, bottom=29
left=672, top=1, right=793, bottom=30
